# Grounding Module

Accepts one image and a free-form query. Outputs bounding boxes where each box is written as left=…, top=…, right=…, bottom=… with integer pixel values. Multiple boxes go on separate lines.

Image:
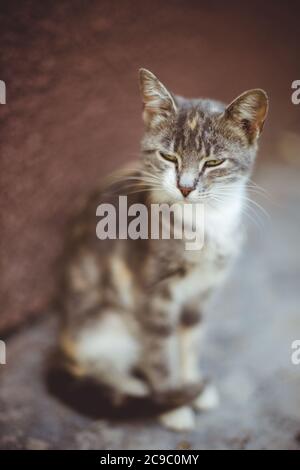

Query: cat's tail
left=47, top=342, right=204, bottom=420
left=47, top=359, right=204, bottom=423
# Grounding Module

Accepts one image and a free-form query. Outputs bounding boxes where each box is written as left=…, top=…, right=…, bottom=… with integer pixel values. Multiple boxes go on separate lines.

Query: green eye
left=158, top=151, right=178, bottom=164
left=205, top=159, right=225, bottom=167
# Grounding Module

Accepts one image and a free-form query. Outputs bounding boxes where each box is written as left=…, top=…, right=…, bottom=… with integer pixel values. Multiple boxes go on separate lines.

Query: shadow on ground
left=46, top=365, right=204, bottom=422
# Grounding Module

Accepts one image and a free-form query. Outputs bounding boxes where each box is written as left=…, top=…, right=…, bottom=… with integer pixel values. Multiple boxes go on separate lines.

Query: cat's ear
left=139, top=68, right=177, bottom=127
left=225, top=89, right=268, bottom=143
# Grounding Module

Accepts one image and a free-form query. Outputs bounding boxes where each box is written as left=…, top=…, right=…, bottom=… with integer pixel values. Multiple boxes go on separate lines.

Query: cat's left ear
left=139, top=68, right=177, bottom=128
left=225, top=89, right=268, bottom=143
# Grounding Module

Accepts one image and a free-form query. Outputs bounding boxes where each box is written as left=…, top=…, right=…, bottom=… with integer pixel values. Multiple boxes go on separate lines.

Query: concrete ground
left=1, top=159, right=300, bottom=450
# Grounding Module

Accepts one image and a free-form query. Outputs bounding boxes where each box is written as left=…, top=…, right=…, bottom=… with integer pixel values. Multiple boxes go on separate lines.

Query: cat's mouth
left=153, top=186, right=210, bottom=205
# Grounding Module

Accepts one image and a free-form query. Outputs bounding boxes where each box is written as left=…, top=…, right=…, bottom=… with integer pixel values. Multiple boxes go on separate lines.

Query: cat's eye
left=205, top=159, right=225, bottom=168
left=158, top=151, right=178, bottom=164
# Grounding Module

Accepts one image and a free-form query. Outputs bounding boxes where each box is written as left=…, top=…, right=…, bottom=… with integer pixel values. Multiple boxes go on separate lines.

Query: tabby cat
left=58, top=69, right=268, bottom=430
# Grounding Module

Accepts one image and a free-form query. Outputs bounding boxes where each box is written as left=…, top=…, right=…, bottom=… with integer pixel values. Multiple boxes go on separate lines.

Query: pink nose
left=178, top=185, right=194, bottom=197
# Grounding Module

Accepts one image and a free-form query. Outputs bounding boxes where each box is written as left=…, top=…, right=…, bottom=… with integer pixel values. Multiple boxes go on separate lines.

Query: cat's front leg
left=179, top=305, right=219, bottom=411
left=139, top=297, right=203, bottom=406
left=138, top=295, right=203, bottom=431
left=179, top=306, right=204, bottom=383
left=140, top=315, right=200, bottom=431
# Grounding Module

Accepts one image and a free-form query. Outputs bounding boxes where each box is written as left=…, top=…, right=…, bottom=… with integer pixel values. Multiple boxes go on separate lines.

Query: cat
left=58, top=68, right=268, bottom=431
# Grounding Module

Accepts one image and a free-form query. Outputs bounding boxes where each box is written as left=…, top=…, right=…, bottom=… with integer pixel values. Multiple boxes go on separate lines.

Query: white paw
left=121, top=377, right=149, bottom=397
left=193, top=384, right=220, bottom=411
left=159, top=406, right=195, bottom=432
left=112, top=377, right=149, bottom=406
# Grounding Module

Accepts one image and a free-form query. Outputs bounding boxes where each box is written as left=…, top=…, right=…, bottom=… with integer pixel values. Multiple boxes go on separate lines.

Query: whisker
left=205, top=193, right=266, bottom=231
left=213, top=188, right=270, bottom=219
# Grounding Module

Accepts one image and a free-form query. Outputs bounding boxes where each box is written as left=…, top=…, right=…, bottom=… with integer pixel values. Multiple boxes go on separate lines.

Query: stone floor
left=1, top=160, right=300, bottom=450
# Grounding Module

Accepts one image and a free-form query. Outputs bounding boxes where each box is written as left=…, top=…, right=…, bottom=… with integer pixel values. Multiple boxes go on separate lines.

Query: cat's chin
left=151, top=187, right=209, bottom=205
left=149, top=189, right=184, bottom=205
left=150, top=192, right=209, bottom=206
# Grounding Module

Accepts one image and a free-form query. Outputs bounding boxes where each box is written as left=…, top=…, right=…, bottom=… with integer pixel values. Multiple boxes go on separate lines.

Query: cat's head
left=139, top=68, right=268, bottom=204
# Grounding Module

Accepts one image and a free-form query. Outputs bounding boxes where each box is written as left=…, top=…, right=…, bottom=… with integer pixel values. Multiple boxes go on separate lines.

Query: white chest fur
left=172, top=188, right=245, bottom=306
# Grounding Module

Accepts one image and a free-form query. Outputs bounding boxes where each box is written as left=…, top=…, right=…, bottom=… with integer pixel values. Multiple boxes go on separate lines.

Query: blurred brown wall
left=1, top=0, right=300, bottom=333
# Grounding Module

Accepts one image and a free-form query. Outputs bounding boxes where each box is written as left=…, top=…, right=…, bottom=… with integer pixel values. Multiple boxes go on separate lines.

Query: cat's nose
left=178, top=185, right=194, bottom=198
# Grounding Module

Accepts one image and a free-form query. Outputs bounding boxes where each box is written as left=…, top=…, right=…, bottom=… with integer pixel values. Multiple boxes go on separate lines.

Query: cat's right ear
left=224, top=89, right=269, bottom=144
left=139, top=68, right=177, bottom=128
